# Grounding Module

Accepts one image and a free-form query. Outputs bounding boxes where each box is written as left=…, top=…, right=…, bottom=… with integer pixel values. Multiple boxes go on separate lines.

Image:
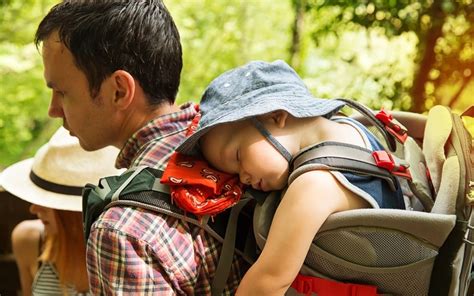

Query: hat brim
left=1, top=158, right=82, bottom=212
left=177, top=94, right=345, bottom=155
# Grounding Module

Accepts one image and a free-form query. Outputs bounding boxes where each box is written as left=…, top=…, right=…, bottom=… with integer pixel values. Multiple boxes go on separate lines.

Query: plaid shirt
left=86, top=103, right=249, bottom=295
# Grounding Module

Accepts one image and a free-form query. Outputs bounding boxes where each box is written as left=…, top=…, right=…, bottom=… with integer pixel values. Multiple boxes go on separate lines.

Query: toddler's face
left=200, top=120, right=289, bottom=192
left=29, top=204, right=58, bottom=236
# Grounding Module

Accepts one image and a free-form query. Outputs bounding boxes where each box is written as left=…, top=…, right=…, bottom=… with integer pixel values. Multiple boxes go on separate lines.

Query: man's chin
left=77, top=139, right=107, bottom=152
left=79, top=142, right=98, bottom=151
left=63, top=125, right=75, bottom=136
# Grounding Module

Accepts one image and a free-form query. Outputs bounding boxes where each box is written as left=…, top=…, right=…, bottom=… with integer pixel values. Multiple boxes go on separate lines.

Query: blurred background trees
left=0, top=0, right=472, bottom=169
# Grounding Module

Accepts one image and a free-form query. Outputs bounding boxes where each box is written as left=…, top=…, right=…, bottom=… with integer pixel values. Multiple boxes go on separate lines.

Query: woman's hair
left=39, top=209, right=88, bottom=293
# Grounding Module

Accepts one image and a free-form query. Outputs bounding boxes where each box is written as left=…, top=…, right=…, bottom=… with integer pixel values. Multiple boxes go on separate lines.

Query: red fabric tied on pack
left=160, top=108, right=245, bottom=216
left=160, top=153, right=244, bottom=216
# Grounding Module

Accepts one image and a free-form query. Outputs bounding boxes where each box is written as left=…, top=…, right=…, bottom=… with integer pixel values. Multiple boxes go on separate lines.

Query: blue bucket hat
left=176, top=60, right=345, bottom=155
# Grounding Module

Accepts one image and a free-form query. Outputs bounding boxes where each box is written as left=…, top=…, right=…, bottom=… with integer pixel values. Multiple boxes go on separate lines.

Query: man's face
left=42, top=32, right=118, bottom=151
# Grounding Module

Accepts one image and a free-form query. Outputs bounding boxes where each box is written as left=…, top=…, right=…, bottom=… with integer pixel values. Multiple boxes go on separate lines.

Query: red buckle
left=291, top=274, right=313, bottom=295
left=372, top=151, right=412, bottom=179
left=375, top=109, right=408, bottom=144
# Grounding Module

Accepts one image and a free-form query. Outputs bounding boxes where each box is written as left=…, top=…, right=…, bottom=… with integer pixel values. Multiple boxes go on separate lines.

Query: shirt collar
left=116, top=102, right=198, bottom=169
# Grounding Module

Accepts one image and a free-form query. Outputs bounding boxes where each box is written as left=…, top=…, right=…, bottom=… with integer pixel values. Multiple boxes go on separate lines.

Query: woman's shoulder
left=11, top=219, right=43, bottom=262
left=12, top=219, right=43, bottom=244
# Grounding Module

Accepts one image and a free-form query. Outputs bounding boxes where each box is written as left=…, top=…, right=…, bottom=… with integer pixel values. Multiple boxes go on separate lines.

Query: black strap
left=428, top=220, right=468, bottom=295
left=30, top=170, right=83, bottom=195
left=211, top=198, right=252, bottom=296
left=251, top=117, right=292, bottom=162
left=335, top=98, right=397, bottom=152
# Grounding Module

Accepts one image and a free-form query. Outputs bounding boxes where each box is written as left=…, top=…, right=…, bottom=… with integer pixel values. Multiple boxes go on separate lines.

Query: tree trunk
left=447, top=77, right=471, bottom=108
left=409, top=3, right=445, bottom=113
left=288, top=0, right=306, bottom=72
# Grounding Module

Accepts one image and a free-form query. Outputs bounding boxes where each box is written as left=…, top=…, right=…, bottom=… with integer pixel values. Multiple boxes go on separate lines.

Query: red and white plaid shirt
left=86, top=102, right=249, bottom=295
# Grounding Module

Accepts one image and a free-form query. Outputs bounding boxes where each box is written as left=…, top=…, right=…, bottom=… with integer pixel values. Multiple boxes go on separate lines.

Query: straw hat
left=0, top=127, right=123, bottom=211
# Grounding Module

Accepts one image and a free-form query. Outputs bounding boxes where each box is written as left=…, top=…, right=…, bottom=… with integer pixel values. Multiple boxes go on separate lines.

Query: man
left=35, top=1, right=248, bottom=294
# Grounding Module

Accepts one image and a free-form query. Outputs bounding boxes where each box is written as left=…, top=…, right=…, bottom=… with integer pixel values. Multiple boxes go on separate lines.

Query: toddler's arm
left=236, top=170, right=369, bottom=296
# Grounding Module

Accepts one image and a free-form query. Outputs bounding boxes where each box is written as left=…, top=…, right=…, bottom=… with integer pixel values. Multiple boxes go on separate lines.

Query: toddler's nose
left=239, top=171, right=251, bottom=185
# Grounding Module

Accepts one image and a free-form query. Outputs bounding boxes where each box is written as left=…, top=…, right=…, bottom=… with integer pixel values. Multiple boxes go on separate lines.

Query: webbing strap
left=251, top=117, right=292, bottom=162
left=111, top=165, right=148, bottom=201
left=289, top=141, right=398, bottom=191
left=291, top=141, right=374, bottom=170
left=211, top=197, right=252, bottom=296
left=428, top=220, right=467, bottom=295
left=335, top=98, right=397, bottom=152
left=291, top=273, right=379, bottom=296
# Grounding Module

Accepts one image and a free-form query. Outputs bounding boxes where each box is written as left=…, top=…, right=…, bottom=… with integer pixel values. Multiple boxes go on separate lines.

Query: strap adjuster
left=372, top=150, right=412, bottom=179
left=375, top=109, right=408, bottom=144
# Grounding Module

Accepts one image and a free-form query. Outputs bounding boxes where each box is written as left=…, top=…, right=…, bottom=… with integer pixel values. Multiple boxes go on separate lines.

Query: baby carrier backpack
left=253, top=99, right=474, bottom=296
left=82, top=99, right=473, bottom=296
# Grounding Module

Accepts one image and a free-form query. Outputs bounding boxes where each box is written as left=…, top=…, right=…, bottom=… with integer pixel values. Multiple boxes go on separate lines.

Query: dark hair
left=35, top=0, right=182, bottom=105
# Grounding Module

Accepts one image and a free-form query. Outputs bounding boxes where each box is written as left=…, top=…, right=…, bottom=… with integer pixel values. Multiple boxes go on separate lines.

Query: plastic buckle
left=375, top=109, right=408, bottom=144
left=372, top=151, right=412, bottom=179
left=464, top=223, right=474, bottom=245
left=291, top=274, right=316, bottom=296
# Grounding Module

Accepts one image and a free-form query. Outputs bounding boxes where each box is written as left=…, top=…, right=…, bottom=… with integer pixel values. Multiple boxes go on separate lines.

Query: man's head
left=36, top=0, right=182, bottom=104
left=35, top=0, right=182, bottom=150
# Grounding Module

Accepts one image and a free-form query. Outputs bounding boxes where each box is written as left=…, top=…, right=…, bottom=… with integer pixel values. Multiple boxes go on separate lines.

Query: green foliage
left=0, top=0, right=294, bottom=168
left=0, top=0, right=58, bottom=169
left=0, top=0, right=472, bottom=169
left=300, top=25, right=417, bottom=110
left=166, top=0, right=293, bottom=103
left=0, top=0, right=55, bottom=44
left=304, top=0, right=474, bottom=112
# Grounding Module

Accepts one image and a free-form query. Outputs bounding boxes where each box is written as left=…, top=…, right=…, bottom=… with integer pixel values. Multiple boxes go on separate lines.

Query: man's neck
left=114, top=102, right=181, bottom=149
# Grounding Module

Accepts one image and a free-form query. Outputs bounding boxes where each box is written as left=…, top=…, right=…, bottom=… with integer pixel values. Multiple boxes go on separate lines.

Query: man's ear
left=111, top=70, right=135, bottom=110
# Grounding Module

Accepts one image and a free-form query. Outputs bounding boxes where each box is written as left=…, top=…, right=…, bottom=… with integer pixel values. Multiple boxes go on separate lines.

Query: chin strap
left=251, top=117, right=292, bottom=162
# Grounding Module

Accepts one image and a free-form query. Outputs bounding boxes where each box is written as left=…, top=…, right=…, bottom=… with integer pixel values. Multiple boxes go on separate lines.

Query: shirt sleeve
left=86, top=225, right=176, bottom=295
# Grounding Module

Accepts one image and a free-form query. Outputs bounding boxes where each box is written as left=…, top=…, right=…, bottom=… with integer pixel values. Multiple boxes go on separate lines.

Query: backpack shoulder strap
left=335, top=98, right=408, bottom=152
left=83, top=166, right=261, bottom=296
left=288, top=141, right=408, bottom=191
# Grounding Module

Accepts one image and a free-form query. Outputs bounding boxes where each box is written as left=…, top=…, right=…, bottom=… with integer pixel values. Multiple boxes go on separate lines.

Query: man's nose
left=48, top=93, right=64, bottom=118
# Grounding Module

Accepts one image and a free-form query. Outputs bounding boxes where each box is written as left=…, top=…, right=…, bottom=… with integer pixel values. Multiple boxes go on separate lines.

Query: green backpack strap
left=83, top=165, right=266, bottom=294
left=82, top=166, right=154, bottom=240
